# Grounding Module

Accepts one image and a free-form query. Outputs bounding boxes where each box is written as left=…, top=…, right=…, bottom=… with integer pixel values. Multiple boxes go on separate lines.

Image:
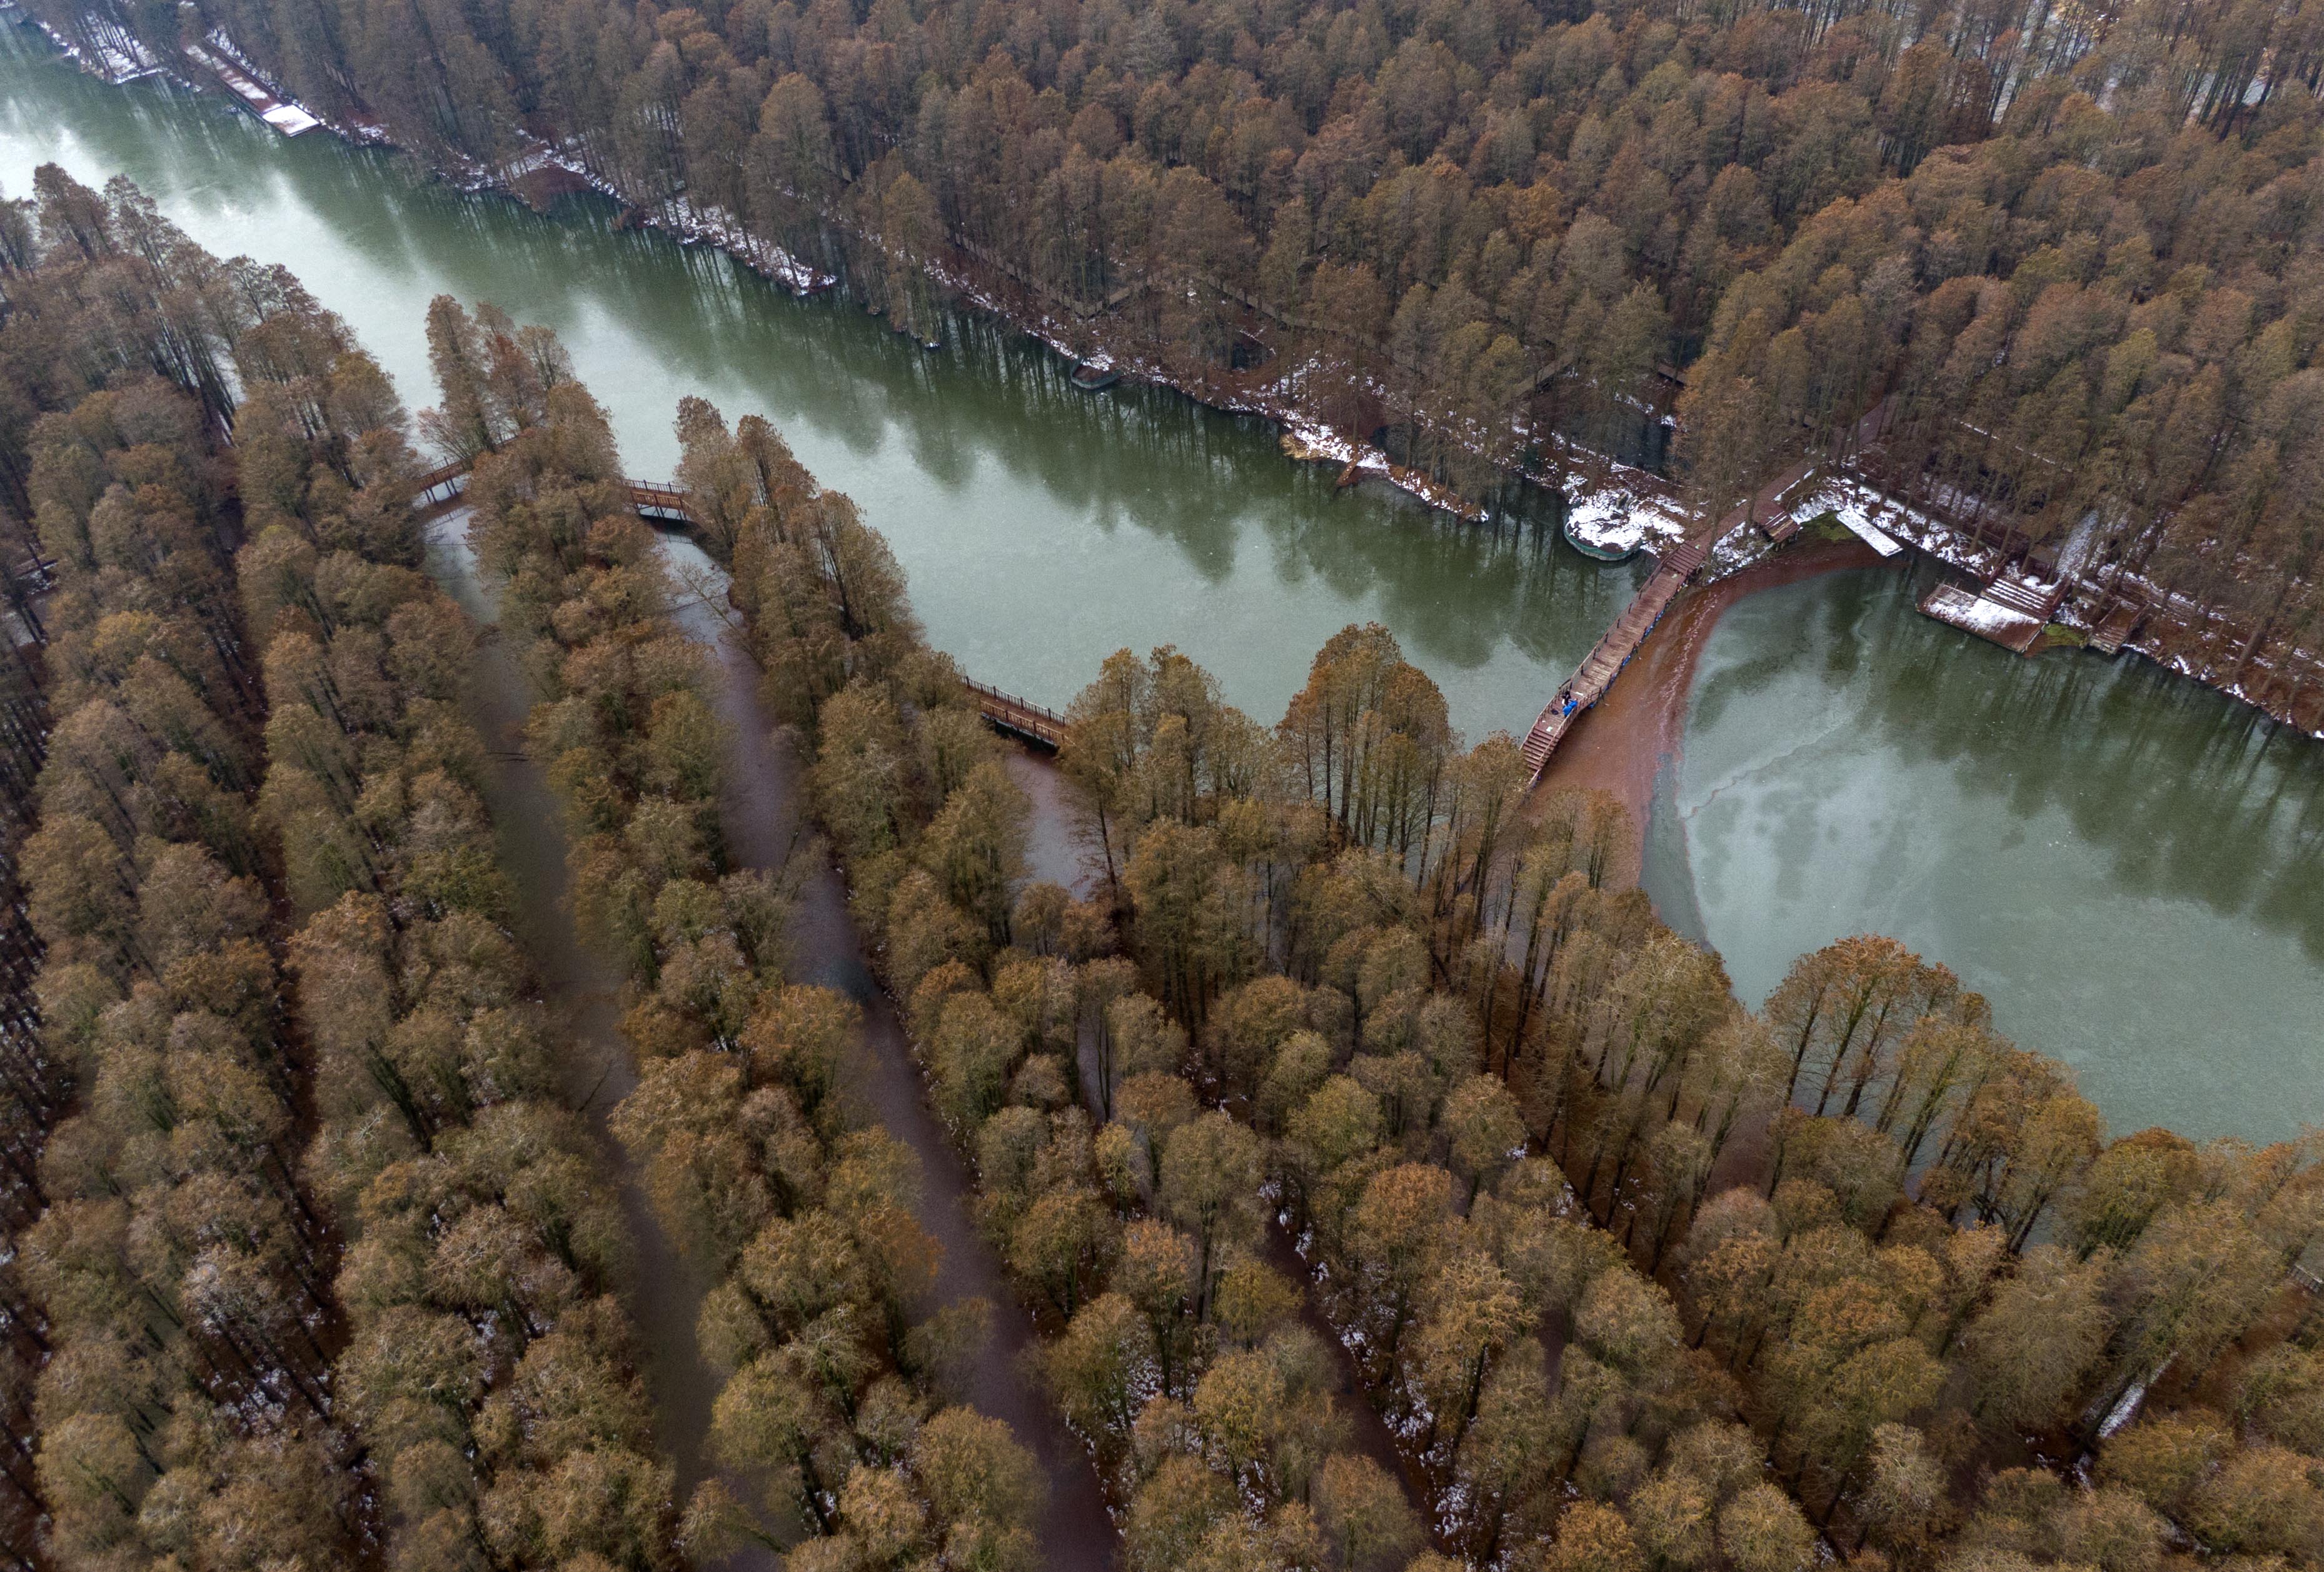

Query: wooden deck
left=1917, top=570, right=2064, bottom=656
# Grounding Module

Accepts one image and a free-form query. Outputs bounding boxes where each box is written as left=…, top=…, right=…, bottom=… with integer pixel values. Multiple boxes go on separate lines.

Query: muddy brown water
left=1540, top=538, right=1885, bottom=865
left=655, top=536, right=1122, bottom=1571
left=418, top=510, right=778, bottom=1569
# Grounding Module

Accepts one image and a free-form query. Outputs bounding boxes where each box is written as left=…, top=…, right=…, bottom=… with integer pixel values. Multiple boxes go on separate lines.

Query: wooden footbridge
left=409, top=461, right=694, bottom=523
left=408, top=460, right=1061, bottom=747
left=962, top=680, right=1069, bottom=750
left=628, top=480, right=691, bottom=520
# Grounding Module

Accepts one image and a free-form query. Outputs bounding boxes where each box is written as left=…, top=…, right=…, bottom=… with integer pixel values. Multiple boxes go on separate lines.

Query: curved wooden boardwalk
left=1524, top=403, right=1896, bottom=784
left=1521, top=535, right=1708, bottom=780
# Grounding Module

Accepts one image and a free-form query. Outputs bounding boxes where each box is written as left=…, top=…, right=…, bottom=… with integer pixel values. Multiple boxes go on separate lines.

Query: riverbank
left=1537, top=533, right=1889, bottom=876
left=0, top=8, right=1639, bottom=533
left=17, top=9, right=2318, bottom=755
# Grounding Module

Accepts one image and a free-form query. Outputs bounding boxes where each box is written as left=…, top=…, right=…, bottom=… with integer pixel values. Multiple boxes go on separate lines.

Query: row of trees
left=250, top=350, right=688, bottom=1570
left=698, top=400, right=2324, bottom=1571
left=683, top=394, right=1436, bottom=1571
left=436, top=305, right=1057, bottom=1567
left=4, top=163, right=456, bottom=1570
left=28, top=0, right=2324, bottom=695
left=1, top=176, right=693, bottom=1572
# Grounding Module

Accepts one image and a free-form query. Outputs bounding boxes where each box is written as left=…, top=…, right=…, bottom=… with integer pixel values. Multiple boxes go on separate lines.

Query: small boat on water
left=1070, top=362, right=1121, bottom=391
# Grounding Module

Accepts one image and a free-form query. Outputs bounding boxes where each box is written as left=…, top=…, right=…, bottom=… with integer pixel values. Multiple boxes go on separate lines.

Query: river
left=6, top=23, right=2320, bottom=1144
left=0, top=23, right=1637, bottom=733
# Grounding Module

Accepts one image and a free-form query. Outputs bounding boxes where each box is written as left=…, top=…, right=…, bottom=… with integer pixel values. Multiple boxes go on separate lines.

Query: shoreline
left=12, top=13, right=2324, bottom=750
left=1538, top=535, right=1890, bottom=886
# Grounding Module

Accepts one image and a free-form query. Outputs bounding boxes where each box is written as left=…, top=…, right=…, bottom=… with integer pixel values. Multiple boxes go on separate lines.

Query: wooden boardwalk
left=403, top=463, right=695, bottom=523
left=1522, top=402, right=1899, bottom=784
left=1520, top=537, right=1707, bottom=780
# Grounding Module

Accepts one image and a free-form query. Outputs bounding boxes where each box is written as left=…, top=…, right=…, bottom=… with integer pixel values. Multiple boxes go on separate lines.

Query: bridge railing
left=961, top=677, right=1067, bottom=728
left=408, top=460, right=471, bottom=502
left=628, top=480, right=691, bottom=516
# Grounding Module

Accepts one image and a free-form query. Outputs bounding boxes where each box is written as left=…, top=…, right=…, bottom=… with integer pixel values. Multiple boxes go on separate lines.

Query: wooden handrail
left=961, top=677, right=1066, bottom=727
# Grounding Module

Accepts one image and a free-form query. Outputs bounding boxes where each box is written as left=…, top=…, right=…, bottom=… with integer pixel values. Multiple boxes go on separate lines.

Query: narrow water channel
left=416, top=510, right=777, bottom=1571
left=653, top=536, right=1121, bottom=1569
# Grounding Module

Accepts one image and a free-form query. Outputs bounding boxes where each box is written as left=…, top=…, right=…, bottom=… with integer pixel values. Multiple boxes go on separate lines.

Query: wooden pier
left=1917, top=568, right=2065, bottom=655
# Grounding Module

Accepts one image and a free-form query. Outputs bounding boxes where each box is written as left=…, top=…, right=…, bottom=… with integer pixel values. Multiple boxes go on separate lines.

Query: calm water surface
left=0, top=23, right=1637, bottom=735
left=8, top=26, right=2320, bottom=1143
left=1652, top=564, right=2324, bottom=1144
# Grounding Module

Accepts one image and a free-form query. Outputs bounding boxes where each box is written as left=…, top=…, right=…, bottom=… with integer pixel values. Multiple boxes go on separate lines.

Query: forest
left=7, top=163, right=2324, bottom=1572
left=17, top=0, right=2324, bottom=698
left=663, top=341, right=2324, bottom=1572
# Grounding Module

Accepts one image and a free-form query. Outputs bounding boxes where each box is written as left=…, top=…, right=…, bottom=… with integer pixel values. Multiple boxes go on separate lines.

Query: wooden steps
left=1983, top=570, right=2063, bottom=619
left=2089, top=597, right=2145, bottom=655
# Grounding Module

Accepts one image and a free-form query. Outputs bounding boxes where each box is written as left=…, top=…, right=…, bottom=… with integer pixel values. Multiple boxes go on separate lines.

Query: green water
left=8, top=26, right=2320, bottom=1144
left=1652, top=563, right=2324, bottom=1144
left=0, top=23, right=1638, bottom=734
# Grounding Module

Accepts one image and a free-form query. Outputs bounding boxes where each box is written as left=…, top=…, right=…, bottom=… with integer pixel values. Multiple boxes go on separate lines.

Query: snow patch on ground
left=1559, top=481, right=1688, bottom=558
left=1923, top=582, right=2043, bottom=641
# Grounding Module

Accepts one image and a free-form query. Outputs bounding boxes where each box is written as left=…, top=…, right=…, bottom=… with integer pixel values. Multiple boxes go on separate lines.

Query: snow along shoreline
left=16, top=9, right=2320, bottom=738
